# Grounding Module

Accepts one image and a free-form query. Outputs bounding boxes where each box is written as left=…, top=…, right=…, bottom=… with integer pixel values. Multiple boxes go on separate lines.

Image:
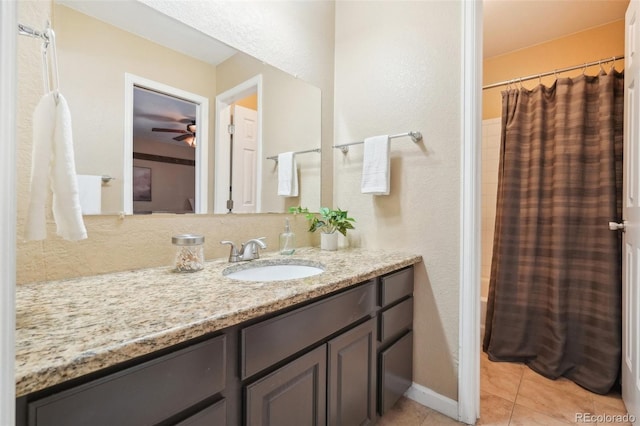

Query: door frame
left=458, top=0, right=482, bottom=423
left=0, top=2, right=17, bottom=424
left=123, top=73, right=209, bottom=215
left=214, top=74, right=263, bottom=214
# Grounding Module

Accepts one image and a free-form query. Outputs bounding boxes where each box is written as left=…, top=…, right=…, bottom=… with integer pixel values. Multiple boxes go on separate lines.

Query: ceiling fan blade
left=152, top=128, right=188, bottom=133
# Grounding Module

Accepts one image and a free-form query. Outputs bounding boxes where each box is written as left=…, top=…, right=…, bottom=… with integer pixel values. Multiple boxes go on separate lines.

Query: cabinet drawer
left=28, top=335, right=226, bottom=426
left=241, top=281, right=375, bottom=379
left=379, top=297, right=413, bottom=342
left=379, top=331, right=413, bottom=415
left=379, top=267, right=414, bottom=307
left=176, top=399, right=227, bottom=426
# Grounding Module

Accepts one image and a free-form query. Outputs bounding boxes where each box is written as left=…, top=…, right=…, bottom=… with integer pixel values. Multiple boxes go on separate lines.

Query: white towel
left=361, top=135, right=390, bottom=195
left=25, top=92, right=87, bottom=241
left=277, top=152, right=298, bottom=197
left=77, top=175, right=102, bottom=215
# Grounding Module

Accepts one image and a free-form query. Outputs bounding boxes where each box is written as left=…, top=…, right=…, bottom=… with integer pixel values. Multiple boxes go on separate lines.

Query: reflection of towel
left=277, top=152, right=298, bottom=197
left=361, top=135, right=390, bottom=195
left=25, top=92, right=87, bottom=241
left=77, top=175, right=102, bottom=215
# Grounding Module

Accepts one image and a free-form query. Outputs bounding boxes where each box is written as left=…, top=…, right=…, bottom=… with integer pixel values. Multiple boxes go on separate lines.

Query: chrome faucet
left=221, top=238, right=267, bottom=262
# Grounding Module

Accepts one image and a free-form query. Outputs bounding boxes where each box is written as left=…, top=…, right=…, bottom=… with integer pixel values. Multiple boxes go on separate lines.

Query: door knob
left=609, top=221, right=626, bottom=231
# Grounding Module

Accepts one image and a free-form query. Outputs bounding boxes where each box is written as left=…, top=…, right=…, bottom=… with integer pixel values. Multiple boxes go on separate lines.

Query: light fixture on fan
left=152, top=120, right=197, bottom=148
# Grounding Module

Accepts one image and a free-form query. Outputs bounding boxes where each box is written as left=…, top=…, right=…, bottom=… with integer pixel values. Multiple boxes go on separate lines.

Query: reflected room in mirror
left=54, top=0, right=321, bottom=215
left=132, top=87, right=197, bottom=214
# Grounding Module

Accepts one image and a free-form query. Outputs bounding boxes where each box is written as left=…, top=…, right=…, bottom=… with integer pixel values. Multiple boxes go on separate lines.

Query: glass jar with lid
left=172, top=234, right=205, bottom=272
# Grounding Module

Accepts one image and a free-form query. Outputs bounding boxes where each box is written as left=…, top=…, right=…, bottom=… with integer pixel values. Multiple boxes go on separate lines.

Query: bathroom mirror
left=54, top=0, right=321, bottom=215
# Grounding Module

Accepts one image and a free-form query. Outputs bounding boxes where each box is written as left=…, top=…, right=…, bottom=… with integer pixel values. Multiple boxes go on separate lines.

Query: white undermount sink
left=222, top=259, right=325, bottom=282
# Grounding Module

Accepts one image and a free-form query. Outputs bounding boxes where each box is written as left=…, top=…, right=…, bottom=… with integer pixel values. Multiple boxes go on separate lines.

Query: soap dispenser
left=279, top=218, right=296, bottom=255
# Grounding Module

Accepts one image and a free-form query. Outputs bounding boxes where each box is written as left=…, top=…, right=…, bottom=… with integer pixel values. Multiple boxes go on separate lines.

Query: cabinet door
left=327, top=318, right=376, bottom=426
left=245, top=345, right=326, bottom=426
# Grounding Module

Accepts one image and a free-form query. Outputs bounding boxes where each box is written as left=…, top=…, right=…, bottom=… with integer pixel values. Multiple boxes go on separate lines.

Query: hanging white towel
left=361, top=135, right=390, bottom=195
left=277, top=152, right=299, bottom=197
left=25, top=92, right=87, bottom=241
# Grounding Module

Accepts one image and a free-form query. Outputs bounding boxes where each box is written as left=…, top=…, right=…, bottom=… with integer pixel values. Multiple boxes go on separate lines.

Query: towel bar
left=333, top=131, right=423, bottom=153
left=267, top=148, right=321, bottom=162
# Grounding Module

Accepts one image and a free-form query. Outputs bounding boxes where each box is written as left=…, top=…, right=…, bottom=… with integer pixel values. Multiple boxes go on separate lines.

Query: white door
left=623, top=1, right=640, bottom=421
left=231, top=105, right=258, bottom=213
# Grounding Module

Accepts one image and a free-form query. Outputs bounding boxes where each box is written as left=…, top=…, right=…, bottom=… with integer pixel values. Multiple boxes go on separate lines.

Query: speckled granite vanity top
left=16, top=247, right=421, bottom=397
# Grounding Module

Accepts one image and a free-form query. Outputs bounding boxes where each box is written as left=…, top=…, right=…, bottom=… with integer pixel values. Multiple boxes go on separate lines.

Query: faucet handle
left=220, top=240, right=240, bottom=262
left=240, top=237, right=267, bottom=260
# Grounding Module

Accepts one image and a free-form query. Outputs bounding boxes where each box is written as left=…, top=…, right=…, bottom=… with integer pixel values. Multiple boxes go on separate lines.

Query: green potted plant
left=289, top=206, right=356, bottom=251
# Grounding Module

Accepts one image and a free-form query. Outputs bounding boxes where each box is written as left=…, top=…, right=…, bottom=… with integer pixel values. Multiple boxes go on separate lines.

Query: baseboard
left=404, top=382, right=459, bottom=421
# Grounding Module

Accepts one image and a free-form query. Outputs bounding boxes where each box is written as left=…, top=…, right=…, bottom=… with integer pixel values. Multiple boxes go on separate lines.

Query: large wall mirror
left=54, top=0, right=321, bottom=215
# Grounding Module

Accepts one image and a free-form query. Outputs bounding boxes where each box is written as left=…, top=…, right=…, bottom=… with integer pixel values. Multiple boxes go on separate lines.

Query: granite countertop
left=16, top=247, right=421, bottom=397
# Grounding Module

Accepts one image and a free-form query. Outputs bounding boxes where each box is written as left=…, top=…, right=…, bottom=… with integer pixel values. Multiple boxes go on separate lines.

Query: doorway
left=214, top=75, right=262, bottom=214
left=124, top=73, right=209, bottom=215
left=479, top=2, right=628, bottom=424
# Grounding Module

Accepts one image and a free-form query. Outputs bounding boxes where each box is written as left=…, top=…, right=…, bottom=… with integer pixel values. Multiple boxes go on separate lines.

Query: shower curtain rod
left=482, top=55, right=624, bottom=90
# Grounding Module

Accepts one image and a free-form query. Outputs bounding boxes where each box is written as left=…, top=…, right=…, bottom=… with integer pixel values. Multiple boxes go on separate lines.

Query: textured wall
left=16, top=1, right=330, bottom=284
left=333, top=1, right=462, bottom=400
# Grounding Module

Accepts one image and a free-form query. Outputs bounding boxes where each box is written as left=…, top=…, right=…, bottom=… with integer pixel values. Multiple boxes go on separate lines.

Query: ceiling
left=483, top=0, right=629, bottom=58
left=133, top=88, right=197, bottom=148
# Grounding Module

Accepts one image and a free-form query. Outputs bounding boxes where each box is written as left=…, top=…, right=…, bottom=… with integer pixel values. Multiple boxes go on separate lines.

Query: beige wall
left=483, top=20, right=624, bottom=119
left=54, top=4, right=218, bottom=214
left=481, top=21, right=625, bottom=299
left=236, top=94, right=258, bottom=110
left=216, top=52, right=322, bottom=213
left=16, top=1, right=332, bottom=284
left=333, top=1, right=462, bottom=400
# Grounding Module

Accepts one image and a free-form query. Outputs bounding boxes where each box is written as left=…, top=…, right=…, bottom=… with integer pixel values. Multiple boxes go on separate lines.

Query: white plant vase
left=320, top=232, right=338, bottom=251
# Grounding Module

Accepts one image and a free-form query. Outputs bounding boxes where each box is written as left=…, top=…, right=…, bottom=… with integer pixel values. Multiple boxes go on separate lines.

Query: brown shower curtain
left=483, top=70, right=624, bottom=394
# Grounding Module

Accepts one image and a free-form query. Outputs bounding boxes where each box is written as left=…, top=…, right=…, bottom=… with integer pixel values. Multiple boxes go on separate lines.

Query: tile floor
left=378, top=352, right=631, bottom=425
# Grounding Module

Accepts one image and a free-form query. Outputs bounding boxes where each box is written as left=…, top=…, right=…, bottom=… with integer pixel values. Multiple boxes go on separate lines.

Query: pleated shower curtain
left=483, top=70, right=624, bottom=394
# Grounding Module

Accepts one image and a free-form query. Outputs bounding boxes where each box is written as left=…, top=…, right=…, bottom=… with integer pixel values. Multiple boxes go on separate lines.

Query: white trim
left=123, top=73, right=209, bottom=215
left=459, top=0, right=483, bottom=424
left=0, top=1, right=17, bottom=424
left=214, top=74, right=263, bottom=214
left=405, top=383, right=459, bottom=420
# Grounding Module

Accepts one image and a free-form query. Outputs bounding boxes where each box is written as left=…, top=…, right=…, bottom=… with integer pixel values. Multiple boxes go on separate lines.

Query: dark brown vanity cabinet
left=17, top=265, right=415, bottom=426
left=242, top=282, right=377, bottom=426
